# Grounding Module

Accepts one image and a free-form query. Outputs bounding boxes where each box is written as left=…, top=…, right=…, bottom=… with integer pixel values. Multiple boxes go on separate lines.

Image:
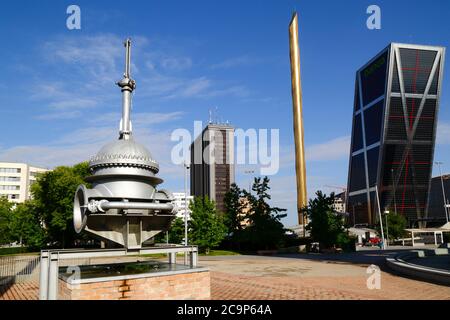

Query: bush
left=0, top=247, right=36, bottom=256
left=336, top=233, right=356, bottom=252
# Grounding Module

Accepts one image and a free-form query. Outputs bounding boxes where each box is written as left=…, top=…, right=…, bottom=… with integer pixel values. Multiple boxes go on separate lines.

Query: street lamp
left=184, top=161, right=190, bottom=264
left=434, top=161, right=449, bottom=223
left=384, top=210, right=389, bottom=247
left=375, top=185, right=386, bottom=250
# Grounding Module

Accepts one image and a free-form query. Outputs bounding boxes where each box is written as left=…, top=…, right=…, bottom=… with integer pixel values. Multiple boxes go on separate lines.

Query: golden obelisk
left=289, top=12, right=308, bottom=235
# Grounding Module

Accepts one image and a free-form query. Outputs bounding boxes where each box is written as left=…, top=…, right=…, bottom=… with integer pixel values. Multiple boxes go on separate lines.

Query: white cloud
left=161, top=57, right=192, bottom=70
left=210, top=55, right=262, bottom=70
left=306, top=136, right=350, bottom=161
left=436, top=121, right=450, bottom=144
left=179, top=77, right=211, bottom=97
left=36, top=111, right=82, bottom=120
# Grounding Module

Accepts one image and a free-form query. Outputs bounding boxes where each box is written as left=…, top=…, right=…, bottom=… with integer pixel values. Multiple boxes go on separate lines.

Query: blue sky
left=0, top=0, right=449, bottom=226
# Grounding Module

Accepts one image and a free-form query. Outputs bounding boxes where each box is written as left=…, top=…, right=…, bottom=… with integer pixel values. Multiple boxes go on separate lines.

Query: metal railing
left=40, top=245, right=199, bottom=300
left=0, top=255, right=40, bottom=286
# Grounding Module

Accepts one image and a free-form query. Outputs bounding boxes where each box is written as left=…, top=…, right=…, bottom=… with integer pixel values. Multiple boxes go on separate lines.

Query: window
left=367, top=147, right=380, bottom=187
left=399, top=48, right=437, bottom=95
left=0, top=168, right=21, bottom=173
left=0, top=185, right=20, bottom=190
left=364, top=100, right=384, bottom=146
left=0, top=176, right=20, bottom=182
left=352, top=114, right=363, bottom=152
left=349, top=153, right=366, bottom=192
left=361, top=51, right=388, bottom=106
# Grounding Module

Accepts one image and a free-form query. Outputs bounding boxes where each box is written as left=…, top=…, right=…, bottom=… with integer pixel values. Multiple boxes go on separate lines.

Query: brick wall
left=58, top=270, right=210, bottom=300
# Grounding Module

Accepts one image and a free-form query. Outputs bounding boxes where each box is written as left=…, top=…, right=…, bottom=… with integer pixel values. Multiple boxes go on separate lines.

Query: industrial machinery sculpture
left=73, top=39, right=177, bottom=249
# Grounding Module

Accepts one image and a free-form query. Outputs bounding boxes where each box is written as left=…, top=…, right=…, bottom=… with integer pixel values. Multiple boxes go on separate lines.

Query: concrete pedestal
left=58, top=264, right=210, bottom=300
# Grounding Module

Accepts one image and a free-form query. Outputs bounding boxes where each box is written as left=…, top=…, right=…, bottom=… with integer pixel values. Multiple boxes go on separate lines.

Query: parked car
left=367, top=237, right=381, bottom=246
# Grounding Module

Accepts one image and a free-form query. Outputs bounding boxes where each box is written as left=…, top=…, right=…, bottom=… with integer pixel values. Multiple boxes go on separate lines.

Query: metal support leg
left=190, top=250, right=197, bottom=268
left=48, top=252, right=59, bottom=300
left=39, top=251, right=49, bottom=300
left=169, top=252, right=176, bottom=264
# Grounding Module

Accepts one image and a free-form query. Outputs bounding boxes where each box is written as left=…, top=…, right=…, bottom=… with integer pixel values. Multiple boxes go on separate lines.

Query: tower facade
left=347, top=43, right=445, bottom=227
left=190, top=123, right=235, bottom=213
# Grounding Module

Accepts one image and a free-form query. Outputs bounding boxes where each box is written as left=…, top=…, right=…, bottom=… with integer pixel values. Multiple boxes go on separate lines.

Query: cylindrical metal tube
left=289, top=12, right=308, bottom=229
left=99, top=200, right=173, bottom=211
left=122, top=90, right=131, bottom=133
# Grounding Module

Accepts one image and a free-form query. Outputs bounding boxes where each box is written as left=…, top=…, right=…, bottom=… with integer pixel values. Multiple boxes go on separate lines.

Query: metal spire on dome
left=117, top=38, right=136, bottom=140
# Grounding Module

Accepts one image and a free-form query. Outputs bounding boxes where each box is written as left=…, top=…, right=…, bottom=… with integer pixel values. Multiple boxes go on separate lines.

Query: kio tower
left=347, top=43, right=445, bottom=227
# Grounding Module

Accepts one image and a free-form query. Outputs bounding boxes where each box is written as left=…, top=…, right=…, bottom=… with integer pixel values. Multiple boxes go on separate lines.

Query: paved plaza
left=1, top=250, right=449, bottom=300
left=202, top=253, right=450, bottom=300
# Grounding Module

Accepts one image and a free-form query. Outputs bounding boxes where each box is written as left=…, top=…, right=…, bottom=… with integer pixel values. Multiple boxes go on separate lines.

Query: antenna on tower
left=208, top=109, right=213, bottom=124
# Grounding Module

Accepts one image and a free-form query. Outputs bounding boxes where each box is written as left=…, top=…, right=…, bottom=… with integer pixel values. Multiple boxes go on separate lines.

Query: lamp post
left=435, top=161, right=449, bottom=223
left=375, top=185, right=386, bottom=250
left=384, top=210, right=389, bottom=247
left=184, top=161, right=190, bottom=264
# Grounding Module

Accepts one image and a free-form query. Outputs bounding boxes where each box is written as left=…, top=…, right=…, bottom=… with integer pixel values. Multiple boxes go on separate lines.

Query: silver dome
left=89, top=138, right=159, bottom=174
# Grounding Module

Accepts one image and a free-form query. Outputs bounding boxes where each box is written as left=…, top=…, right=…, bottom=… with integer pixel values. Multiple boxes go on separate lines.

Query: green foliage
left=303, top=191, right=352, bottom=249
left=223, top=183, right=244, bottom=234
left=0, top=197, right=45, bottom=249
left=376, top=212, right=407, bottom=240
left=0, top=247, right=38, bottom=256
left=155, top=217, right=186, bottom=244
left=241, top=177, right=287, bottom=250
left=0, top=197, right=14, bottom=244
left=336, top=232, right=357, bottom=252
left=189, top=196, right=227, bottom=253
left=9, top=201, right=46, bottom=249
left=168, top=217, right=186, bottom=244
left=31, top=162, right=90, bottom=248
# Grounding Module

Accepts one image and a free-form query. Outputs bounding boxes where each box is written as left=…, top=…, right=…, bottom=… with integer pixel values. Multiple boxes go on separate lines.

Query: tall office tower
left=190, top=123, right=235, bottom=213
left=347, top=43, right=445, bottom=227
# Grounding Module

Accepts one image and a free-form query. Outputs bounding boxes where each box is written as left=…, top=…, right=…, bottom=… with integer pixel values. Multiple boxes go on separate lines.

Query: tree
left=223, top=183, right=244, bottom=234
left=9, top=201, right=46, bottom=249
left=155, top=217, right=186, bottom=244
left=302, top=191, right=351, bottom=249
left=376, top=212, right=407, bottom=241
left=31, top=162, right=90, bottom=248
left=168, top=217, right=186, bottom=244
left=0, top=197, right=13, bottom=245
left=189, top=196, right=227, bottom=253
left=242, top=177, right=287, bottom=250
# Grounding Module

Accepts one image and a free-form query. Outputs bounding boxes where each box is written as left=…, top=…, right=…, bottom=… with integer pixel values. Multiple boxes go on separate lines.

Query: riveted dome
left=89, top=138, right=159, bottom=173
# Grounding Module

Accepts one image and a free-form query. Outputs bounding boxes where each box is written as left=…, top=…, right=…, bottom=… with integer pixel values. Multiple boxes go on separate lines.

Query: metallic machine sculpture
left=289, top=12, right=308, bottom=232
left=73, top=39, right=177, bottom=249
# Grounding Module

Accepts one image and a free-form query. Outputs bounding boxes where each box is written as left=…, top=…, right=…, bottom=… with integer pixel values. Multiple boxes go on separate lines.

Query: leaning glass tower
left=346, top=43, right=445, bottom=227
